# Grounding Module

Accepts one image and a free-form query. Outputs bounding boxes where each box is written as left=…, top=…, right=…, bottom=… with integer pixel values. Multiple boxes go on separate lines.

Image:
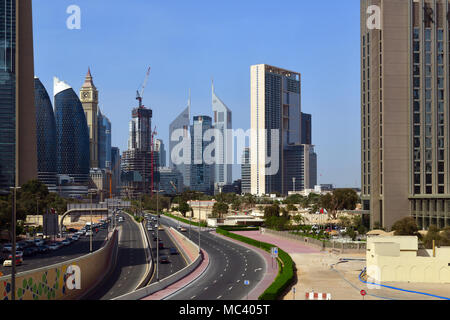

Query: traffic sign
left=244, top=280, right=250, bottom=286
left=271, top=247, right=279, bottom=258
left=360, top=290, right=367, bottom=296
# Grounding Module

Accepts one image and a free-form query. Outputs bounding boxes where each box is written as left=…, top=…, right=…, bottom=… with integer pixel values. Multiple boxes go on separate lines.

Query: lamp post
left=198, top=201, right=201, bottom=254
left=156, top=184, right=160, bottom=282
left=9, top=186, right=20, bottom=301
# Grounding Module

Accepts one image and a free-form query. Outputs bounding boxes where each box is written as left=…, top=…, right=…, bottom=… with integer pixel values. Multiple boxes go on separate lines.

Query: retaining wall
left=0, top=230, right=118, bottom=300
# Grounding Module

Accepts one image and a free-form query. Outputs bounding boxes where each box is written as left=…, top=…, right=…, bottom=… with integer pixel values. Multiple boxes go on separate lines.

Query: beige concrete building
left=80, top=68, right=99, bottom=169
left=366, top=236, right=450, bottom=283
left=361, top=0, right=450, bottom=230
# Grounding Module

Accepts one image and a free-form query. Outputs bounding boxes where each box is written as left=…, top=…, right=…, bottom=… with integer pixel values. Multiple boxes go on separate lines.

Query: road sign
left=360, top=290, right=366, bottom=296
left=244, top=280, right=250, bottom=286
left=271, top=247, right=279, bottom=258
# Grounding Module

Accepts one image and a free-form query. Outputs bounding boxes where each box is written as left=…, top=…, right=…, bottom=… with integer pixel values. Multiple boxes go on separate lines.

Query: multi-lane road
left=84, top=212, right=148, bottom=300
left=158, top=215, right=267, bottom=300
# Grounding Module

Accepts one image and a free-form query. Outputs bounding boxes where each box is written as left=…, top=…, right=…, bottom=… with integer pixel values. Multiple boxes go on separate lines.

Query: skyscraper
left=98, top=108, right=112, bottom=170
left=80, top=68, right=99, bottom=169
left=190, top=115, right=213, bottom=194
left=54, top=77, right=90, bottom=185
left=121, top=105, right=154, bottom=198
left=155, top=139, right=166, bottom=168
left=361, top=0, right=450, bottom=230
left=169, top=93, right=191, bottom=188
left=241, top=147, right=251, bottom=194
left=212, top=81, right=233, bottom=187
left=301, top=112, right=312, bottom=145
left=111, top=146, right=121, bottom=196
left=0, top=0, right=37, bottom=190
left=250, top=64, right=303, bottom=196
left=34, top=77, right=57, bottom=188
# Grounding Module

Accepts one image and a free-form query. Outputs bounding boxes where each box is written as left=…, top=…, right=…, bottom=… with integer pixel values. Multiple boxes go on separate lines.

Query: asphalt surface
left=159, top=215, right=266, bottom=300
left=84, top=212, right=148, bottom=300
left=145, top=215, right=187, bottom=284
left=0, top=228, right=109, bottom=276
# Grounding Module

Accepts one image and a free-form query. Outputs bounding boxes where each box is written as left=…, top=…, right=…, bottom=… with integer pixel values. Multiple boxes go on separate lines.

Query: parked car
left=37, top=245, right=49, bottom=253
left=23, top=247, right=38, bottom=257
left=48, top=243, right=59, bottom=251
left=62, top=239, right=71, bottom=246
left=3, top=256, right=23, bottom=267
left=34, top=239, right=44, bottom=246
left=2, top=244, right=12, bottom=253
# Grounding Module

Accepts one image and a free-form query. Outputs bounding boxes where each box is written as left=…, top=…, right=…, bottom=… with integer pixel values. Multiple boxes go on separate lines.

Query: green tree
left=212, top=202, right=229, bottom=219
left=264, top=204, right=280, bottom=218
left=286, top=204, right=298, bottom=212
left=391, top=217, right=420, bottom=237
left=440, top=227, right=450, bottom=246
left=177, top=201, right=191, bottom=218
left=423, top=225, right=441, bottom=249
left=231, top=199, right=241, bottom=211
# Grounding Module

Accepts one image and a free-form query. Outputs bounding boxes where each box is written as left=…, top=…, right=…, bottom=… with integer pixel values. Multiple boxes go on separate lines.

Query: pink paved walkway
left=232, top=231, right=321, bottom=255
left=141, top=249, right=209, bottom=300
left=167, top=228, right=197, bottom=262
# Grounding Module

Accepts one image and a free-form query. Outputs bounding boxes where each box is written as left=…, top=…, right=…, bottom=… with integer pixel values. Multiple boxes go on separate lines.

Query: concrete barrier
left=113, top=228, right=202, bottom=300
left=0, top=230, right=118, bottom=300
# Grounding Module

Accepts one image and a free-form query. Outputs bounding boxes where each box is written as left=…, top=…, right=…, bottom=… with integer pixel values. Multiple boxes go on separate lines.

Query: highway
left=84, top=212, right=148, bottom=300
left=0, top=228, right=108, bottom=276
left=145, top=216, right=187, bottom=284
left=158, top=215, right=267, bottom=300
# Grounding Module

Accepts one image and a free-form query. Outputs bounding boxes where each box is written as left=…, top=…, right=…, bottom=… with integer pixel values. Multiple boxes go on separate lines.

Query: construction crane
left=150, top=126, right=158, bottom=196
left=136, top=67, right=151, bottom=108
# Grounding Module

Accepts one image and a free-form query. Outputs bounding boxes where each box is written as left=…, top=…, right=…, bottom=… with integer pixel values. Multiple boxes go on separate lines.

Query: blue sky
left=32, top=0, right=361, bottom=188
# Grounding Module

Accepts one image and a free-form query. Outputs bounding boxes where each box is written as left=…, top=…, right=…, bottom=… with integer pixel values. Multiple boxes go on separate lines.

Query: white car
left=34, top=239, right=44, bottom=246
left=62, top=240, right=71, bottom=246
left=85, top=231, right=93, bottom=236
left=48, top=244, right=59, bottom=251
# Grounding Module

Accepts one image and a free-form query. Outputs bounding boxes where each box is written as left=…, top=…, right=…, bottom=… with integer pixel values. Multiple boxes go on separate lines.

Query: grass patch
left=163, top=212, right=208, bottom=228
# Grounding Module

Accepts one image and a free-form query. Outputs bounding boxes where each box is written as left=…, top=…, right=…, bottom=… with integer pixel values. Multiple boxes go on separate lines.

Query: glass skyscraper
left=34, top=77, right=57, bottom=187
left=98, top=108, right=111, bottom=169
left=54, top=77, right=90, bottom=185
left=0, top=0, right=37, bottom=190
left=190, top=115, right=213, bottom=194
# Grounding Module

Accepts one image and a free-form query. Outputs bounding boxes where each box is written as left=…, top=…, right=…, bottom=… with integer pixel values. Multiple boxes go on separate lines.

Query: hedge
left=163, top=212, right=208, bottom=228
left=216, top=228, right=295, bottom=300
left=219, top=225, right=260, bottom=232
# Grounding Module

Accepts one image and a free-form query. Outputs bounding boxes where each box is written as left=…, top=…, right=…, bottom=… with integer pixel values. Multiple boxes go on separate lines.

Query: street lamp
left=88, top=189, right=97, bottom=253
left=9, top=186, right=20, bottom=301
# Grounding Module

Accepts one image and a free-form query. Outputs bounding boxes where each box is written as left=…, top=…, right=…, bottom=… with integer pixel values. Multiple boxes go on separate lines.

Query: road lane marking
left=229, top=287, right=233, bottom=291
left=217, top=296, right=222, bottom=299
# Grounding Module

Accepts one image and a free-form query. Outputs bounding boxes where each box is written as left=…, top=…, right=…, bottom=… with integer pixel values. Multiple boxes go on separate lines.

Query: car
left=158, top=226, right=164, bottom=231
left=169, top=247, right=178, bottom=255
left=179, top=227, right=187, bottom=232
left=48, top=243, right=59, bottom=251
left=23, top=247, right=37, bottom=257
left=34, top=239, right=44, bottom=246
left=153, top=236, right=158, bottom=241
left=147, top=227, right=153, bottom=232
left=158, top=242, right=164, bottom=249
left=72, top=235, right=80, bottom=241
left=37, top=245, right=49, bottom=253
left=159, top=256, right=170, bottom=264
left=3, top=256, right=23, bottom=267
left=85, top=231, right=93, bottom=236
left=61, top=239, right=71, bottom=246
left=2, top=244, right=12, bottom=253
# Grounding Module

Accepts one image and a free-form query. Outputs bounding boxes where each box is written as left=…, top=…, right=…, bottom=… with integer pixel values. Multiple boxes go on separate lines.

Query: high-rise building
left=155, top=139, right=166, bottom=168
left=54, top=77, right=90, bottom=185
left=0, top=0, right=37, bottom=190
left=121, top=106, right=155, bottom=198
left=190, top=115, right=214, bottom=194
left=169, top=93, right=191, bottom=187
left=159, top=167, right=184, bottom=196
left=241, top=147, right=251, bottom=194
left=250, top=64, right=303, bottom=196
left=98, top=108, right=112, bottom=170
left=301, top=112, right=312, bottom=145
left=80, top=68, right=99, bottom=169
left=284, top=144, right=317, bottom=192
left=360, top=0, right=450, bottom=230
left=212, top=81, right=233, bottom=187
left=111, top=147, right=121, bottom=196
left=34, top=77, right=57, bottom=189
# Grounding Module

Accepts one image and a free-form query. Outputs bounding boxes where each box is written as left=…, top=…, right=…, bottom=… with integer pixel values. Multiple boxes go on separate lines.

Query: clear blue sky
left=32, top=0, right=361, bottom=188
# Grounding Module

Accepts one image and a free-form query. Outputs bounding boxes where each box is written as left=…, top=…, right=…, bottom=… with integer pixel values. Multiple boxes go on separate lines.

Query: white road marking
left=217, top=295, right=222, bottom=299
left=229, top=287, right=233, bottom=291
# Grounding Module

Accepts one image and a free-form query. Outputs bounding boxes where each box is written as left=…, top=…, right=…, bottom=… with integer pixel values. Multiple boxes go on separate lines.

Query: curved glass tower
left=54, top=77, right=90, bottom=184
left=34, top=77, right=57, bottom=187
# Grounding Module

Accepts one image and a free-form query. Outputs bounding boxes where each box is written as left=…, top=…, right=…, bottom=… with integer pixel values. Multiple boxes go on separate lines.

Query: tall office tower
left=97, top=108, right=112, bottom=169
left=212, top=81, right=233, bottom=188
left=111, top=147, right=121, bottom=195
left=250, top=64, right=303, bottom=196
left=169, top=93, right=191, bottom=187
left=190, top=116, right=214, bottom=194
left=0, top=0, right=37, bottom=190
left=159, top=167, right=184, bottom=195
left=241, top=147, right=251, bottom=194
left=155, top=139, right=166, bottom=168
left=361, top=0, right=450, bottom=230
left=80, top=68, right=99, bottom=169
left=121, top=106, right=154, bottom=198
left=34, top=78, right=57, bottom=189
left=54, top=77, right=90, bottom=185
left=301, top=112, right=312, bottom=145
left=284, top=144, right=317, bottom=192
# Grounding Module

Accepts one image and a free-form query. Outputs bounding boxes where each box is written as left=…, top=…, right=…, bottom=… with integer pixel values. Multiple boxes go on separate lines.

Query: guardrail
left=135, top=220, right=153, bottom=290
